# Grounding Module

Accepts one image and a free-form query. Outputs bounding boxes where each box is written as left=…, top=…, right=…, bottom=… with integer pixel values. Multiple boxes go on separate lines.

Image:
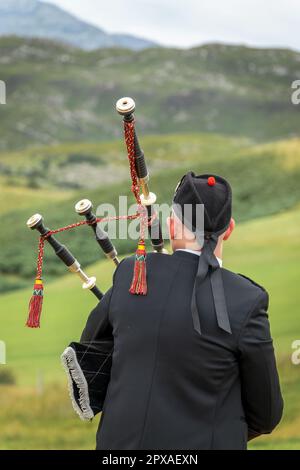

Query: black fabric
left=173, top=172, right=232, bottom=235
left=64, top=289, right=114, bottom=417
left=191, top=234, right=231, bottom=335
left=67, top=340, right=113, bottom=416
left=81, top=252, right=283, bottom=450
left=173, top=172, right=233, bottom=335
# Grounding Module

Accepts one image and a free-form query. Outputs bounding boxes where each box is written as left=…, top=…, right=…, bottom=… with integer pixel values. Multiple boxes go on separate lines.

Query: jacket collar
left=173, top=249, right=223, bottom=267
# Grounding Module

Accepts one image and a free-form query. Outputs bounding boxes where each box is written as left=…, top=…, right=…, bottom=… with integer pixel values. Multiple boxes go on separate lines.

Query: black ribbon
left=191, top=234, right=232, bottom=335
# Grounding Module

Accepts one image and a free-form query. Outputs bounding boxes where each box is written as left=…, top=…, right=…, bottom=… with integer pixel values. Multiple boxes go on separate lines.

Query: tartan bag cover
left=61, top=340, right=113, bottom=420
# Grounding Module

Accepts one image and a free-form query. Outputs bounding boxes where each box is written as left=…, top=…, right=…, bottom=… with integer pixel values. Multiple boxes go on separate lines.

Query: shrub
left=0, top=368, right=16, bottom=385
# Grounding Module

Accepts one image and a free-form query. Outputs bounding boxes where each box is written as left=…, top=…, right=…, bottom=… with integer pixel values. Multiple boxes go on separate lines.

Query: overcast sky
left=45, top=0, right=299, bottom=50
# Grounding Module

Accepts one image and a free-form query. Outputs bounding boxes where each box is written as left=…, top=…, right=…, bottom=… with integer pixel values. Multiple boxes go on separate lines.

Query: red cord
left=124, top=120, right=148, bottom=240
left=28, top=117, right=157, bottom=327
left=32, top=120, right=155, bottom=291
left=34, top=212, right=150, bottom=281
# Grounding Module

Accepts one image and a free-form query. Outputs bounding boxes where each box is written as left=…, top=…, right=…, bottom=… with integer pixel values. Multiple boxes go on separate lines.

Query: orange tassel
left=26, top=279, right=44, bottom=328
left=129, top=241, right=147, bottom=295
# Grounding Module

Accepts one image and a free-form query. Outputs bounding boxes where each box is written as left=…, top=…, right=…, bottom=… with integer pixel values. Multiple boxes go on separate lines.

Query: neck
left=173, top=239, right=223, bottom=261
left=214, top=239, right=223, bottom=260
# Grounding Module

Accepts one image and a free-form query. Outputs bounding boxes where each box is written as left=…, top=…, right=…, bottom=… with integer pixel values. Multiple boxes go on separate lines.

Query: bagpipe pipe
left=26, top=97, right=167, bottom=329
left=116, top=97, right=167, bottom=254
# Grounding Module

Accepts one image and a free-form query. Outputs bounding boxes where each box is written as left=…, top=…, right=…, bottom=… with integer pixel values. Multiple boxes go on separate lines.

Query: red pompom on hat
left=173, top=172, right=232, bottom=233
left=207, top=176, right=216, bottom=186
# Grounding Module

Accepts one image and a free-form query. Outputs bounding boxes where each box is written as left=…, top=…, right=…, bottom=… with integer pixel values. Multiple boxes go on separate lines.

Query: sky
left=44, top=0, right=300, bottom=50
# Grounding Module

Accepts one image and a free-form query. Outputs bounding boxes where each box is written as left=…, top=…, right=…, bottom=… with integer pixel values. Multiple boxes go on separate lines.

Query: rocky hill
left=0, top=37, right=299, bottom=150
left=0, top=0, right=156, bottom=50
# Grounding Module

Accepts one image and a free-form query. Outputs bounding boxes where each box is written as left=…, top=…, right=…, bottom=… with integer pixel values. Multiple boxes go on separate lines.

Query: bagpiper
left=62, top=170, right=283, bottom=450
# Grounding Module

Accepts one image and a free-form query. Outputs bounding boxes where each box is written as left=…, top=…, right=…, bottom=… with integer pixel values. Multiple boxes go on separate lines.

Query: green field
left=1, top=38, right=300, bottom=150
left=1, top=134, right=300, bottom=294
left=0, top=204, right=300, bottom=449
left=1, top=34, right=299, bottom=451
left=0, top=131, right=300, bottom=449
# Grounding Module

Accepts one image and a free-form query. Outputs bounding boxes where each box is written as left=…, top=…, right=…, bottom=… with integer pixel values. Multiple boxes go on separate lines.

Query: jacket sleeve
left=80, top=287, right=113, bottom=342
left=238, top=291, right=283, bottom=440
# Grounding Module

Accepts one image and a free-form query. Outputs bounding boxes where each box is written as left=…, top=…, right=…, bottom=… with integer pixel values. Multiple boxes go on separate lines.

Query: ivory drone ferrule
left=68, top=261, right=96, bottom=290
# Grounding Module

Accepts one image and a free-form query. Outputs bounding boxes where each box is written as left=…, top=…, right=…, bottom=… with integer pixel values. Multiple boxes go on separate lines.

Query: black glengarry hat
left=173, top=172, right=232, bottom=335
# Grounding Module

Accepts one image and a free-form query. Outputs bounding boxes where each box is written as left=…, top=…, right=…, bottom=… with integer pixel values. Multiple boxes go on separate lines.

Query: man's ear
left=223, top=218, right=235, bottom=241
left=167, top=216, right=175, bottom=240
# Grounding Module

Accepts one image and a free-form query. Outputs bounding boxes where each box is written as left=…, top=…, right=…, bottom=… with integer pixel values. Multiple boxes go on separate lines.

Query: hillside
left=0, top=134, right=300, bottom=291
left=0, top=0, right=156, bottom=50
left=0, top=134, right=299, bottom=293
left=1, top=205, right=300, bottom=449
left=0, top=37, right=299, bottom=150
left=0, top=17, right=299, bottom=452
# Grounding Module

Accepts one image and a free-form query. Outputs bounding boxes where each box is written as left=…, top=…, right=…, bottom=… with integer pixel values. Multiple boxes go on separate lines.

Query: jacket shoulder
left=221, top=268, right=268, bottom=299
left=113, top=252, right=177, bottom=280
left=221, top=269, right=269, bottom=329
left=116, top=252, right=173, bottom=268
left=236, top=273, right=267, bottom=293
left=112, top=255, right=135, bottom=279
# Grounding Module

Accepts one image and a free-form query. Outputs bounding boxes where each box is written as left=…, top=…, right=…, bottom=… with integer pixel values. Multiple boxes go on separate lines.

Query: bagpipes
left=26, top=97, right=167, bottom=328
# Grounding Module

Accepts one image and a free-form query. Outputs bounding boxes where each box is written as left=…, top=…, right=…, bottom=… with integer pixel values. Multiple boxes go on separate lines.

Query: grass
left=0, top=133, right=249, bottom=191
left=0, top=180, right=73, bottom=215
left=0, top=134, right=300, bottom=292
left=0, top=37, right=300, bottom=151
left=1, top=34, right=300, bottom=450
left=0, top=204, right=299, bottom=449
left=0, top=384, right=99, bottom=450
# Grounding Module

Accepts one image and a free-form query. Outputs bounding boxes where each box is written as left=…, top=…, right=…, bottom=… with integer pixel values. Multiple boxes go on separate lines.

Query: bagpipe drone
left=26, top=97, right=167, bottom=328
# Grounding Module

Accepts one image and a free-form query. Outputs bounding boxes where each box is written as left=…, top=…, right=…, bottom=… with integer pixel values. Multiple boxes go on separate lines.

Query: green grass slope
left=0, top=181, right=74, bottom=215
left=0, top=37, right=299, bottom=150
left=0, top=204, right=299, bottom=449
left=1, top=134, right=300, bottom=293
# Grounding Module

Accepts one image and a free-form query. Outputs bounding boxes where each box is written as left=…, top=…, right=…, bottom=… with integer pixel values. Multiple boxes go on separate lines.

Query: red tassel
left=129, top=241, right=147, bottom=295
left=26, top=279, right=44, bottom=328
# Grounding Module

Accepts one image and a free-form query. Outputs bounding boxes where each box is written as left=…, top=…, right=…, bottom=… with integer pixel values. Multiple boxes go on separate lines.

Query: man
left=80, top=171, right=283, bottom=450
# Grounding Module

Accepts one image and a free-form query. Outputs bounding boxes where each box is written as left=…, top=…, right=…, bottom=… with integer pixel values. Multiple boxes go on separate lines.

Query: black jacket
left=81, top=250, right=283, bottom=450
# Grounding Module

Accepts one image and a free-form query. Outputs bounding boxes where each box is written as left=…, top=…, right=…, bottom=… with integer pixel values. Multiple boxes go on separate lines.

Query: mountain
left=0, top=37, right=299, bottom=150
left=0, top=0, right=157, bottom=50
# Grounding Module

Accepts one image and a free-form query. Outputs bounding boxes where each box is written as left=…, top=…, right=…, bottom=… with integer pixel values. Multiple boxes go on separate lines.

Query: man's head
left=167, top=172, right=235, bottom=257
